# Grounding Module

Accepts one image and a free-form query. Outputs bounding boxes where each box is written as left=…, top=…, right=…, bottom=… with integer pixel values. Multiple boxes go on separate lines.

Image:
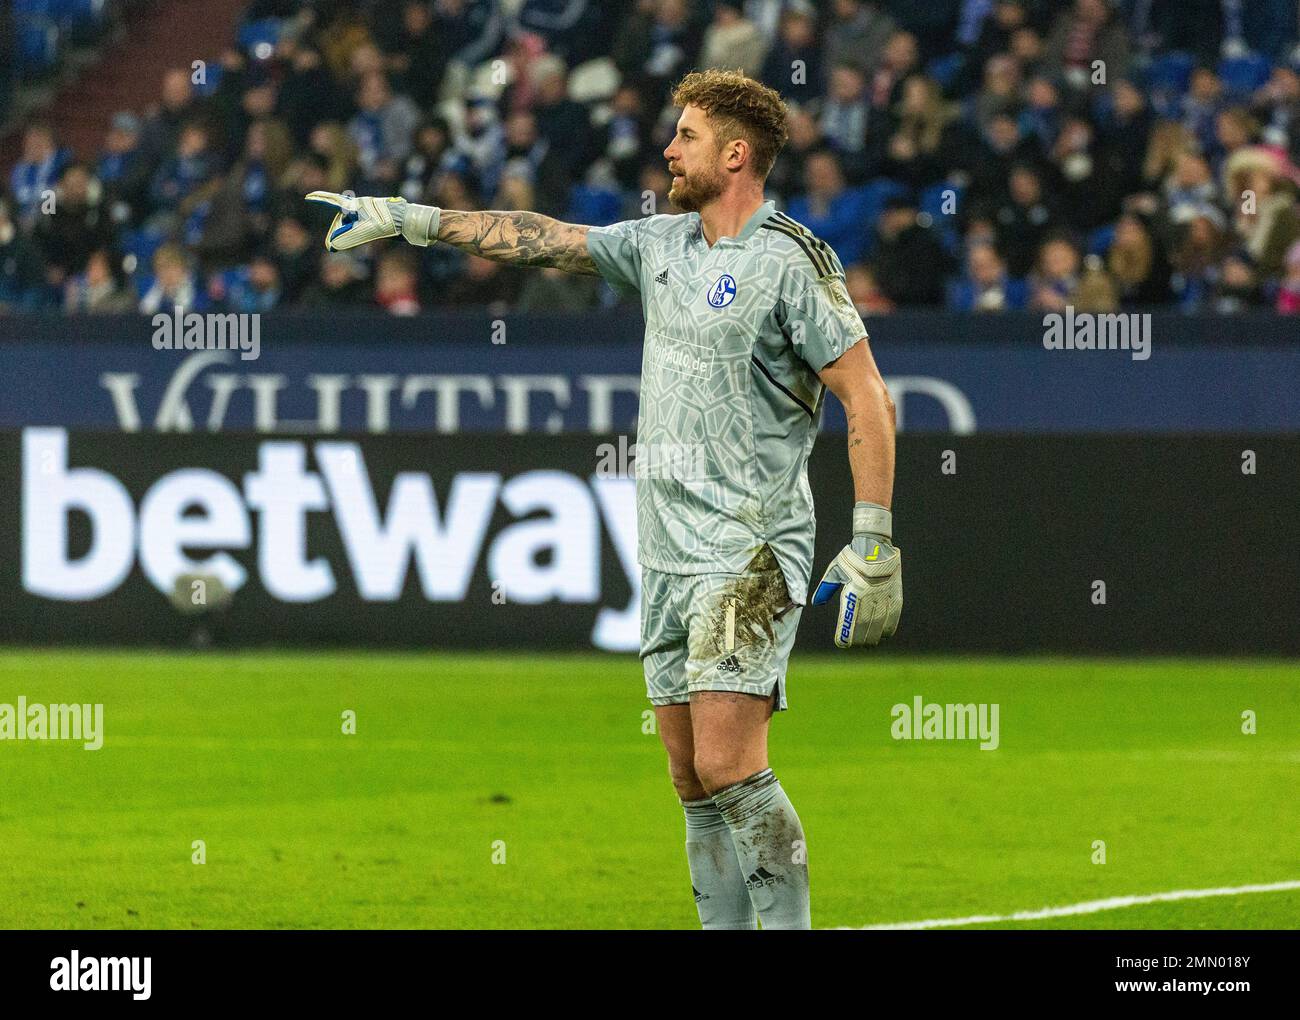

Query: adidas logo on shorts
left=716, top=655, right=743, bottom=673
left=654, top=268, right=669, bottom=285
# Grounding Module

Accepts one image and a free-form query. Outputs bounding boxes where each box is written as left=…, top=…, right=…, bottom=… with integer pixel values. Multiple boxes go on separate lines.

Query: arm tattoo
left=436, top=210, right=600, bottom=275
left=847, top=410, right=864, bottom=448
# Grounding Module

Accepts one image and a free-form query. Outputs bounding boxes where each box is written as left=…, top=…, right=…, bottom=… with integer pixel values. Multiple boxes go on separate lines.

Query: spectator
left=699, top=2, right=769, bottom=78
left=1027, top=235, right=1082, bottom=311
left=1212, top=250, right=1264, bottom=313
left=767, top=105, right=825, bottom=201
left=759, top=2, right=824, bottom=100
left=0, top=198, right=46, bottom=311
left=991, top=162, right=1060, bottom=276
left=9, top=123, right=71, bottom=223
left=139, top=243, right=199, bottom=314
left=867, top=31, right=921, bottom=112
left=1169, top=209, right=1229, bottom=311
left=823, top=0, right=898, bottom=77
left=348, top=72, right=421, bottom=187
left=1106, top=211, right=1172, bottom=307
left=871, top=195, right=952, bottom=305
left=1162, top=150, right=1218, bottom=225
left=786, top=149, right=875, bottom=265
left=517, top=0, right=610, bottom=66
left=434, top=0, right=507, bottom=75
left=215, top=254, right=282, bottom=313
left=1224, top=149, right=1300, bottom=279
left=382, top=1, right=450, bottom=105
left=376, top=249, right=422, bottom=315
left=441, top=254, right=524, bottom=313
left=401, top=117, right=458, bottom=201
left=148, top=122, right=220, bottom=225
left=97, top=113, right=150, bottom=226
left=1182, top=67, right=1225, bottom=156
left=302, top=252, right=370, bottom=307
left=64, top=249, right=134, bottom=314
left=139, top=69, right=203, bottom=175
left=1214, top=107, right=1260, bottom=172
left=269, top=216, right=318, bottom=304
left=278, top=45, right=354, bottom=147
left=517, top=266, right=601, bottom=310
left=596, top=86, right=654, bottom=193
left=880, top=75, right=954, bottom=189
left=612, top=0, right=703, bottom=108
left=1043, top=0, right=1130, bottom=91
left=815, top=65, right=877, bottom=183
left=844, top=262, right=895, bottom=314
left=529, top=56, right=595, bottom=180
left=31, top=164, right=117, bottom=290
left=1276, top=240, right=1300, bottom=313
left=949, top=241, right=1028, bottom=311
left=310, top=122, right=362, bottom=193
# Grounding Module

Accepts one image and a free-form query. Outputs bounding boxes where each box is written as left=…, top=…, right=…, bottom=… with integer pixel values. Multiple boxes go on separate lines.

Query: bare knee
left=693, top=747, right=753, bottom=795
left=667, top=756, right=708, bottom=801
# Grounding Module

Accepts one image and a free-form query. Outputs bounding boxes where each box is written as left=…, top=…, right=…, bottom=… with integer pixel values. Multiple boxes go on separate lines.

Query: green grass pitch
left=0, top=651, right=1296, bottom=929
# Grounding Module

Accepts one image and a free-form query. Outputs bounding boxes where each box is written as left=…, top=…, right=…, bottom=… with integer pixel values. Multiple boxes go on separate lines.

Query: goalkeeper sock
left=713, top=768, right=811, bottom=930
left=682, top=797, right=757, bottom=930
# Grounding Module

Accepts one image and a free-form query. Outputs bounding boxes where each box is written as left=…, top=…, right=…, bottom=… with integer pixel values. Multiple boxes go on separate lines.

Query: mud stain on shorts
left=690, top=545, right=793, bottom=661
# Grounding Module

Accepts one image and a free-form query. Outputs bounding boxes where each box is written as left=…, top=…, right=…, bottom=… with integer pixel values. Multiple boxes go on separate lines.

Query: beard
left=668, top=164, right=725, bottom=212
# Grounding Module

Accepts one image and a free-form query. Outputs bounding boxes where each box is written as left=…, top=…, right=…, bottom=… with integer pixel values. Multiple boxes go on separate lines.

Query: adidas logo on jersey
left=716, top=654, right=743, bottom=673
left=693, top=885, right=707, bottom=903
left=654, top=268, right=668, bottom=285
left=745, top=868, right=785, bottom=890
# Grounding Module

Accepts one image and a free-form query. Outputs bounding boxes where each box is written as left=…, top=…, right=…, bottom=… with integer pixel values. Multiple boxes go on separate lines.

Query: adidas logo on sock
left=654, top=268, right=669, bottom=285
left=745, top=867, right=785, bottom=890
left=716, top=655, right=743, bottom=673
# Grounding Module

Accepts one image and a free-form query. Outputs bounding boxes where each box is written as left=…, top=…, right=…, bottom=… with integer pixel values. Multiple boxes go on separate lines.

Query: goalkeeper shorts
left=640, top=545, right=803, bottom=711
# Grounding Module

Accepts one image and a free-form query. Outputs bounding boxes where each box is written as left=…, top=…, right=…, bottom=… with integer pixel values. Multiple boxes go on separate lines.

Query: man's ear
left=725, top=138, right=749, bottom=173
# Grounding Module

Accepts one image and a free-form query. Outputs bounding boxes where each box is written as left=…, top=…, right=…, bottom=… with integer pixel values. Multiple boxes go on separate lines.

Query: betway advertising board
left=2, top=429, right=1296, bottom=655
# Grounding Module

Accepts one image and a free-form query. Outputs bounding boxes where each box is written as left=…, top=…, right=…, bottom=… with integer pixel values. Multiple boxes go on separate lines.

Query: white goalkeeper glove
left=303, top=192, right=441, bottom=251
left=812, top=501, right=902, bottom=648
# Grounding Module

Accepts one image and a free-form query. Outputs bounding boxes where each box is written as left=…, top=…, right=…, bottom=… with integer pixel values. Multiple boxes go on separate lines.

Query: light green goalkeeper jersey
left=587, top=200, right=869, bottom=605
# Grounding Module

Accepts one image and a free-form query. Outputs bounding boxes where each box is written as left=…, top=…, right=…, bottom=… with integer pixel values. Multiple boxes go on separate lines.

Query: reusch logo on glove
left=839, top=591, right=857, bottom=644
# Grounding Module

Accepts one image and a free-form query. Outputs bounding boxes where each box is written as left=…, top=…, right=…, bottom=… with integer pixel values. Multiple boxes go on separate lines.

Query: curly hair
left=670, top=69, right=789, bottom=181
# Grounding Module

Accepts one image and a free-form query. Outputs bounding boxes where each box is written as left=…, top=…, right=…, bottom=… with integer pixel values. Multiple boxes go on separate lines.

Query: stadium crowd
left=3, top=0, right=1300, bottom=317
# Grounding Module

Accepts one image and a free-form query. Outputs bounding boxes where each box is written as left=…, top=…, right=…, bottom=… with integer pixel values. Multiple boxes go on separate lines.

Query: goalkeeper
left=307, top=69, right=900, bottom=931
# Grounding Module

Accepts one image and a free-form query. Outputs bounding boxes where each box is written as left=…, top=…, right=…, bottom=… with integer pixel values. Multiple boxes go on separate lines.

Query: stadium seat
left=1143, top=50, right=1195, bottom=118
left=1217, top=54, right=1272, bottom=97
left=921, top=182, right=963, bottom=255
left=120, top=227, right=165, bottom=268
left=1145, top=51, right=1196, bottom=93
left=1086, top=222, right=1117, bottom=256
left=925, top=53, right=966, bottom=91
left=16, top=16, right=60, bottom=76
left=237, top=16, right=282, bottom=56
left=565, top=184, right=621, bottom=227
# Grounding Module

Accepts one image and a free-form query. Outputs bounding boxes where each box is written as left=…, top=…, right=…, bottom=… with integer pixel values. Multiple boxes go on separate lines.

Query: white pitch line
left=846, top=880, right=1300, bottom=930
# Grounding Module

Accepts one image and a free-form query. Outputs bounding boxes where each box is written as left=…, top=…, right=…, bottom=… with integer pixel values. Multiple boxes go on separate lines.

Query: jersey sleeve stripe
left=771, top=212, right=839, bottom=275
left=759, top=221, right=834, bottom=278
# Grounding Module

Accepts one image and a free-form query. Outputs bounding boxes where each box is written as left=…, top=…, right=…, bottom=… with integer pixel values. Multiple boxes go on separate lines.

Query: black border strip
left=751, top=354, right=815, bottom=418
